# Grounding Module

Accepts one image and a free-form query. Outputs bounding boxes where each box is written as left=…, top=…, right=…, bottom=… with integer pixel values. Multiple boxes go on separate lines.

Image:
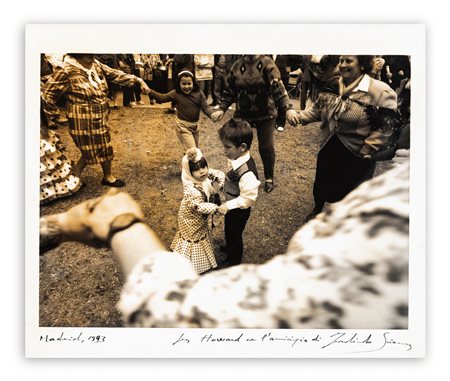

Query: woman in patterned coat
left=41, top=53, right=150, bottom=187
left=298, top=55, right=398, bottom=219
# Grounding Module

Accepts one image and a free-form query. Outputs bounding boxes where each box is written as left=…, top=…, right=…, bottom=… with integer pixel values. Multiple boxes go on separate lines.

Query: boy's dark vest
left=224, top=157, right=258, bottom=201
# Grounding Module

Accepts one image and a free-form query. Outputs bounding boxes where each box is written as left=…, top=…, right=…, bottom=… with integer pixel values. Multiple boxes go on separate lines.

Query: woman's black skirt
left=313, top=134, right=376, bottom=204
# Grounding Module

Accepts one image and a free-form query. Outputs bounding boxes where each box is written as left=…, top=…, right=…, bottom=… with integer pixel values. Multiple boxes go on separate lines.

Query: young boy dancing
left=217, top=119, right=261, bottom=266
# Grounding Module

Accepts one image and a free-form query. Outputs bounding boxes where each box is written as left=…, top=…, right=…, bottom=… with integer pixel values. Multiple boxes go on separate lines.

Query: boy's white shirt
left=225, top=151, right=261, bottom=210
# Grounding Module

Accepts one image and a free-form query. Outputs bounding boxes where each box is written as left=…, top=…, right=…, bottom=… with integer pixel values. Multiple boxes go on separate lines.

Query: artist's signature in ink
left=39, top=331, right=106, bottom=344
left=172, top=331, right=412, bottom=353
left=321, top=332, right=412, bottom=353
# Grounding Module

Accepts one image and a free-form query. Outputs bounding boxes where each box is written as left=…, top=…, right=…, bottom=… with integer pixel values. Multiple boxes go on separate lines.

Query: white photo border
left=25, top=24, right=426, bottom=358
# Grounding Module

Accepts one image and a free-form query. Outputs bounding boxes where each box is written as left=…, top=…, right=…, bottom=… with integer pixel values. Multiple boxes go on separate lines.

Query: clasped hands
left=216, top=203, right=229, bottom=215
left=138, top=79, right=151, bottom=95
left=56, top=189, right=144, bottom=244
left=211, top=110, right=224, bottom=123
left=286, top=109, right=300, bottom=126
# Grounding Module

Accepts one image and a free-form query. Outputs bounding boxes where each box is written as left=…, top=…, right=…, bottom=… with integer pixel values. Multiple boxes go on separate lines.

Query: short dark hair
left=176, top=68, right=200, bottom=93
left=356, top=55, right=375, bottom=74
left=188, top=156, right=208, bottom=173
left=218, top=118, right=253, bottom=149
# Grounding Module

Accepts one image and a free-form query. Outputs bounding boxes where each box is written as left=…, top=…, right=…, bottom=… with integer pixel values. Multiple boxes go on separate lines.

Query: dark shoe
left=224, top=260, right=241, bottom=267
left=220, top=260, right=231, bottom=268
left=264, top=180, right=275, bottom=193
left=217, top=258, right=232, bottom=268
left=101, top=178, right=126, bottom=187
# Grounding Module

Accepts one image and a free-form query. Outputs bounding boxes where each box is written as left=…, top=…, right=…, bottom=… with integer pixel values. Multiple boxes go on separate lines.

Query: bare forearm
left=110, top=223, right=166, bottom=277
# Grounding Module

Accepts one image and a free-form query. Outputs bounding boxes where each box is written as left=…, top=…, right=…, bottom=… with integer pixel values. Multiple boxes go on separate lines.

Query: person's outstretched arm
left=40, top=158, right=410, bottom=329
left=40, top=189, right=169, bottom=277
left=97, top=60, right=150, bottom=95
left=146, top=88, right=176, bottom=104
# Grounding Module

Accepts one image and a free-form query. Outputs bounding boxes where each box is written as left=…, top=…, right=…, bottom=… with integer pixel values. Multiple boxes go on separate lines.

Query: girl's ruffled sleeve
left=208, top=169, right=225, bottom=190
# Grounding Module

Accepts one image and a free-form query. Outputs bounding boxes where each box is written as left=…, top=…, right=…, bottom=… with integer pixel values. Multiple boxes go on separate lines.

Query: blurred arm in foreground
left=40, top=151, right=410, bottom=329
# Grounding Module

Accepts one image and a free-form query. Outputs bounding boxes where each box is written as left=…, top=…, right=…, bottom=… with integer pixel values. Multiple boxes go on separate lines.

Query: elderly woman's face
left=338, top=55, right=362, bottom=84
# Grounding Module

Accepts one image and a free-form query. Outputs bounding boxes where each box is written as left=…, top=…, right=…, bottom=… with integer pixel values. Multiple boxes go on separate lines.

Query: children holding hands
left=217, top=119, right=260, bottom=267
left=171, top=119, right=260, bottom=272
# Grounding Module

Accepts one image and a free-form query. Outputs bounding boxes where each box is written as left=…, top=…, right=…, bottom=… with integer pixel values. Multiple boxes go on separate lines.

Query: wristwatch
left=107, top=213, right=145, bottom=244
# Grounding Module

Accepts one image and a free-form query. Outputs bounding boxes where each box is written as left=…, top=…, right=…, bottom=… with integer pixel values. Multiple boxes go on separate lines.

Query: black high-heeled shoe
left=264, top=180, right=275, bottom=193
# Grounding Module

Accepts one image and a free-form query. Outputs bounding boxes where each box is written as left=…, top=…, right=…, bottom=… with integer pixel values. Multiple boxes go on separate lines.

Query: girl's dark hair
left=188, top=156, right=208, bottom=173
left=175, top=68, right=200, bottom=93
left=355, top=55, right=375, bottom=74
left=218, top=118, right=253, bottom=149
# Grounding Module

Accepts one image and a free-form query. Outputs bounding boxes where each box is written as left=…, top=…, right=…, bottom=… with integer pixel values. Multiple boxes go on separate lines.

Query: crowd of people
left=39, top=52, right=411, bottom=328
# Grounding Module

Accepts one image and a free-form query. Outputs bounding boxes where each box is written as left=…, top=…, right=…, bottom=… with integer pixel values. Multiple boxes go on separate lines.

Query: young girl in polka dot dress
left=170, top=148, right=225, bottom=274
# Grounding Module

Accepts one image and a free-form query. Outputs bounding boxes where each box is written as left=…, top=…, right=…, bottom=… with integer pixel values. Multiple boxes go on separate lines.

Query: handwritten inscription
left=321, top=332, right=412, bottom=353
left=322, top=332, right=373, bottom=349
left=38, top=330, right=412, bottom=354
left=380, top=332, right=413, bottom=352
left=172, top=331, right=412, bottom=353
left=39, top=332, right=106, bottom=344
left=261, top=332, right=308, bottom=347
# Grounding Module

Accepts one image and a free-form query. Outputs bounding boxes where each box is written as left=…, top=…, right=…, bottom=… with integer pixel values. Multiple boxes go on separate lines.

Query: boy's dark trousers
left=224, top=207, right=251, bottom=265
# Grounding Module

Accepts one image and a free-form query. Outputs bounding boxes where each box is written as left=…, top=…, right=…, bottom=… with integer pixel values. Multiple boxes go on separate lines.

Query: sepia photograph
left=26, top=24, right=425, bottom=358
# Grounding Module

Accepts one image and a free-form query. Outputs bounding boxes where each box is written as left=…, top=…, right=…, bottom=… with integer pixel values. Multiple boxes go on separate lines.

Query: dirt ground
left=39, top=94, right=390, bottom=327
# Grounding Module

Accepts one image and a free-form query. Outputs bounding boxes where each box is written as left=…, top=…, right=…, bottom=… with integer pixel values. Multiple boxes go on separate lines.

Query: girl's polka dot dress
left=170, top=184, right=219, bottom=274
